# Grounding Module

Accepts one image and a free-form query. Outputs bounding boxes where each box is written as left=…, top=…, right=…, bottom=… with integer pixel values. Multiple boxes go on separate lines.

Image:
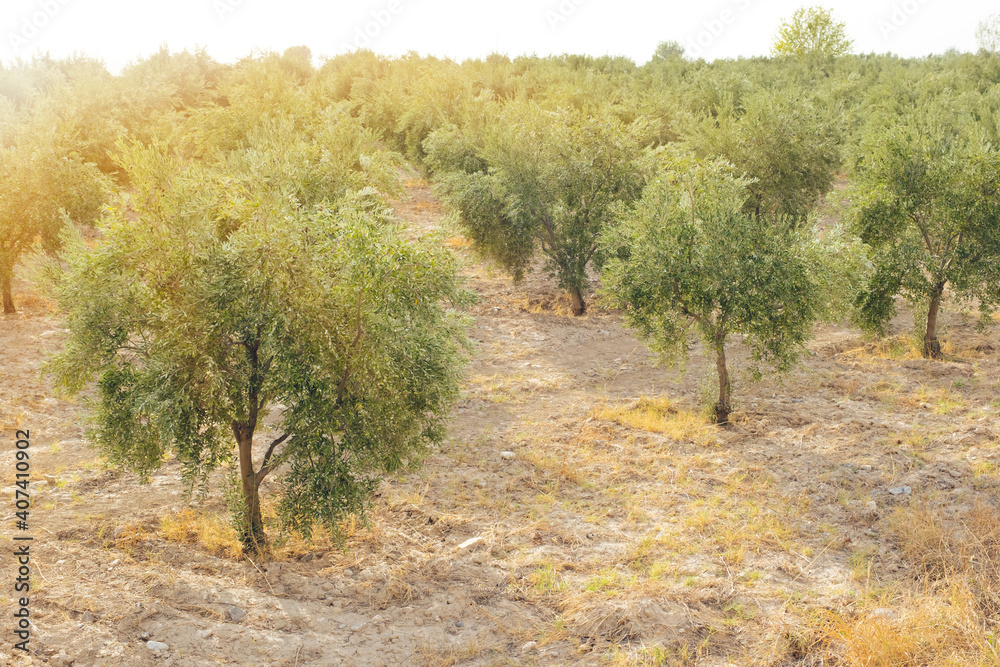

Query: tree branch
left=672, top=280, right=701, bottom=323
left=336, top=291, right=365, bottom=406
left=255, top=433, right=290, bottom=483
left=912, top=212, right=934, bottom=255
left=540, top=214, right=559, bottom=250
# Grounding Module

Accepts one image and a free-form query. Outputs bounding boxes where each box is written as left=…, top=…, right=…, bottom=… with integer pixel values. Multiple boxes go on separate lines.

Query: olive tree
left=426, top=103, right=650, bottom=315
left=771, top=6, right=853, bottom=60
left=600, top=151, right=819, bottom=423
left=688, top=92, right=841, bottom=224
left=849, top=109, right=1000, bottom=358
left=48, top=141, right=470, bottom=555
left=0, top=143, right=109, bottom=313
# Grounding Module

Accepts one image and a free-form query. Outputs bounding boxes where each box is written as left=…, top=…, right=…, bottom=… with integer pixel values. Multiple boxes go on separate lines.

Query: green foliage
left=771, top=6, right=853, bottom=60
left=802, top=221, right=870, bottom=324
left=0, top=141, right=110, bottom=312
left=48, top=139, right=470, bottom=553
left=848, top=104, right=1000, bottom=357
left=688, top=92, right=841, bottom=223
left=278, top=46, right=315, bottom=84
left=601, top=151, right=820, bottom=422
left=427, top=102, right=651, bottom=314
left=653, top=41, right=686, bottom=62
left=353, top=56, right=477, bottom=163
left=176, top=55, right=316, bottom=158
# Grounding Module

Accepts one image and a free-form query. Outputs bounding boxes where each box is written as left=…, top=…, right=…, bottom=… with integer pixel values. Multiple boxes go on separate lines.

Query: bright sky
left=0, top=0, right=993, bottom=72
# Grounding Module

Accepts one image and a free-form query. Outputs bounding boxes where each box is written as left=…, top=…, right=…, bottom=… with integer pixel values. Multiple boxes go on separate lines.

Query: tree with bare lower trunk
left=425, top=102, right=649, bottom=316
left=849, top=105, right=1000, bottom=359
left=600, top=151, right=819, bottom=424
left=47, top=140, right=469, bottom=556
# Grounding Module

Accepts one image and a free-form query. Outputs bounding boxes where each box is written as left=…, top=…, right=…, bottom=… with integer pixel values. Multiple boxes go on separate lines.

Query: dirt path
left=1, top=178, right=998, bottom=665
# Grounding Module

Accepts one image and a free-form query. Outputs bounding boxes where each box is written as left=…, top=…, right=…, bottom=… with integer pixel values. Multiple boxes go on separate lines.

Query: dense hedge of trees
left=5, top=12, right=1000, bottom=545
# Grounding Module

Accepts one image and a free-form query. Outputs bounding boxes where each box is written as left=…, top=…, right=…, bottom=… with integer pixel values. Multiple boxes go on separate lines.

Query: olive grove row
left=2, top=7, right=1000, bottom=552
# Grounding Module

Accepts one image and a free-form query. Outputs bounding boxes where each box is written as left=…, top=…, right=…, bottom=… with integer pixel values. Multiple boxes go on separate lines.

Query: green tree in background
left=0, top=143, right=109, bottom=313
left=601, top=151, right=819, bottom=423
left=772, top=6, right=853, bottom=60
left=427, top=103, right=650, bottom=315
left=48, top=141, right=470, bottom=555
left=849, top=108, right=1000, bottom=358
left=689, top=92, right=841, bottom=223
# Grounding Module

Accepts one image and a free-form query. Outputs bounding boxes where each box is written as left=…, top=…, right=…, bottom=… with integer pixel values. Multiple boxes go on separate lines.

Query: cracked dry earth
left=1, top=178, right=1000, bottom=666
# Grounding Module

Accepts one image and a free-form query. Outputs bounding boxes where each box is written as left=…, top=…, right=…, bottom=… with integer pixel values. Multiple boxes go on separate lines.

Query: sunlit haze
left=0, top=0, right=994, bottom=71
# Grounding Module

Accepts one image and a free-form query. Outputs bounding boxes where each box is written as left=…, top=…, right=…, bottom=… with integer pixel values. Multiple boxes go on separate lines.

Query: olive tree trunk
left=714, top=340, right=731, bottom=424
left=233, top=423, right=266, bottom=557
left=569, top=286, right=586, bottom=316
left=923, top=282, right=945, bottom=359
left=2, top=270, right=14, bottom=314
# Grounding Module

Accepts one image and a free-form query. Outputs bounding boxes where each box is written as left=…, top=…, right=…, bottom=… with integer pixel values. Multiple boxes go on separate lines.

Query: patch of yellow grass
left=515, top=293, right=580, bottom=317
left=900, top=385, right=966, bottom=414
left=972, top=460, right=1000, bottom=490
left=607, top=638, right=709, bottom=666
left=816, top=594, right=998, bottom=667
left=13, top=290, right=58, bottom=313
left=443, top=236, right=470, bottom=249
left=583, top=568, right=638, bottom=594
left=841, top=335, right=923, bottom=362
left=593, top=397, right=715, bottom=446
left=114, top=522, right=149, bottom=548
left=466, top=372, right=564, bottom=404
left=159, top=509, right=242, bottom=559
left=799, top=501, right=1000, bottom=666
left=684, top=495, right=799, bottom=562
left=0, top=404, right=27, bottom=431
left=522, top=449, right=588, bottom=486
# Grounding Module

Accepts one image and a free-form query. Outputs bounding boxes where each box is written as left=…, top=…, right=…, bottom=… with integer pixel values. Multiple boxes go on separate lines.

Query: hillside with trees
left=3, top=8, right=1000, bottom=664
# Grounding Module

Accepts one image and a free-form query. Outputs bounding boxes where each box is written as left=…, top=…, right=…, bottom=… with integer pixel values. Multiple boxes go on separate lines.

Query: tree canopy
left=688, top=92, right=841, bottom=223
left=771, top=6, right=853, bottom=60
left=48, top=135, right=470, bottom=554
left=849, top=105, right=1000, bottom=358
left=601, top=151, right=820, bottom=422
left=426, top=102, right=651, bottom=315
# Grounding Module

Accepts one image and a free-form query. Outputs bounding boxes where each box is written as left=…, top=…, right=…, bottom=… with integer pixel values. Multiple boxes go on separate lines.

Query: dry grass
left=798, top=501, right=1000, bottom=666
left=593, top=397, right=716, bottom=446
left=522, top=448, right=589, bottom=486
left=12, top=290, right=58, bottom=313
left=516, top=292, right=582, bottom=317
left=526, top=561, right=569, bottom=596
left=465, top=371, right=565, bottom=404
left=0, top=402, right=27, bottom=432
left=842, top=335, right=924, bottom=362
left=443, top=235, right=470, bottom=250
left=159, top=509, right=242, bottom=559
left=816, top=593, right=999, bottom=666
